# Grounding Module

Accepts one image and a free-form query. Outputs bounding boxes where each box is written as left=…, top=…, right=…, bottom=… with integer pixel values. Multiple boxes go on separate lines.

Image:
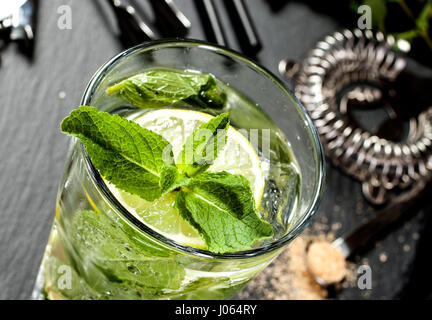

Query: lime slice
left=107, top=109, right=265, bottom=249
left=110, top=190, right=207, bottom=248
left=135, top=109, right=265, bottom=203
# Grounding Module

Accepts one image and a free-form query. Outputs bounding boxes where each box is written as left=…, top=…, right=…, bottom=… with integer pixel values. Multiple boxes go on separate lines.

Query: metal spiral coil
left=280, top=29, right=432, bottom=205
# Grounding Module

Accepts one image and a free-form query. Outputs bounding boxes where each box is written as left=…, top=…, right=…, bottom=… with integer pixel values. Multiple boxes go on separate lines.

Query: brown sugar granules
left=237, top=227, right=357, bottom=300
left=305, top=241, right=346, bottom=284
left=237, top=236, right=328, bottom=300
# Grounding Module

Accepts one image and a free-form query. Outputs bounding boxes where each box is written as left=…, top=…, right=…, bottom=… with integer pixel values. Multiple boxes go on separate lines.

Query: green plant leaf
left=61, top=106, right=174, bottom=201
left=106, top=69, right=226, bottom=110
left=394, top=29, right=419, bottom=41
left=416, top=0, right=432, bottom=32
left=68, top=210, right=186, bottom=299
left=44, top=256, right=100, bottom=300
left=159, top=164, right=190, bottom=195
left=175, top=172, right=273, bottom=253
left=364, top=0, right=387, bottom=31
left=177, top=113, right=230, bottom=178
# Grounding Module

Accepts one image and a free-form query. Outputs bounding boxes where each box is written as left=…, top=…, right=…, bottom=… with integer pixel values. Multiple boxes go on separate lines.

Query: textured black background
left=0, top=0, right=431, bottom=300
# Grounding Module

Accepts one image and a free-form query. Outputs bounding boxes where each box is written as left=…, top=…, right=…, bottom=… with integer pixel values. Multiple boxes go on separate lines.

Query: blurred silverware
left=148, top=0, right=191, bottom=37
left=0, top=0, right=37, bottom=57
left=223, top=0, right=261, bottom=55
left=194, top=0, right=228, bottom=47
left=107, top=0, right=156, bottom=47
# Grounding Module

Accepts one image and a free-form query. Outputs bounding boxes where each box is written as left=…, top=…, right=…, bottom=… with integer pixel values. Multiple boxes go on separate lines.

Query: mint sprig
left=175, top=172, right=273, bottom=253
left=61, top=106, right=273, bottom=253
left=60, top=106, right=174, bottom=201
left=106, top=70, right=226, bottom=110
left=177, top=112, right=229, bottom=178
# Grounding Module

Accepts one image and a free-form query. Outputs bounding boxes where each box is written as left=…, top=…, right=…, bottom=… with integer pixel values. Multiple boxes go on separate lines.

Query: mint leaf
left=61, top=106, right=174, bottom=201
left=175, top=172, right=273, bottom=253
left=177, top=113, right=229, bottom=178
left=159, top=164, right=190, bottom=195
left=106, top=69, right=226, bottom=109
left=69, top=210, right=186, bottom=299
left=45, top=256, right=101, bottom=300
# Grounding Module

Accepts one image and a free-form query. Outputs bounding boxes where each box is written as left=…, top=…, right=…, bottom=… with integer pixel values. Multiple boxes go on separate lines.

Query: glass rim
left=80, top=39, right=326, bottom=260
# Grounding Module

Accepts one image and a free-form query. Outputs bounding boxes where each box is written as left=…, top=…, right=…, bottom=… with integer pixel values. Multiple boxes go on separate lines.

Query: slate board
left=0, top=0, right=430, bottom=300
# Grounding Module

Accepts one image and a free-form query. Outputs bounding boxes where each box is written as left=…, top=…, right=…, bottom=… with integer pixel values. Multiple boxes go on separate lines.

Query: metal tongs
left=0, top=0, right=37, bottom=57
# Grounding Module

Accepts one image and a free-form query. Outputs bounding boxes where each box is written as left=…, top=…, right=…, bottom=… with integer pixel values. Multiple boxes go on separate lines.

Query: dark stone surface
left=0, top=0, right=430, bottom=300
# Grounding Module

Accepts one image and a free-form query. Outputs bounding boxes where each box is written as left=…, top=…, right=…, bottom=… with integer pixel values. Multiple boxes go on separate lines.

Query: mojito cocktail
left=32, top=41, right=324, bottom=300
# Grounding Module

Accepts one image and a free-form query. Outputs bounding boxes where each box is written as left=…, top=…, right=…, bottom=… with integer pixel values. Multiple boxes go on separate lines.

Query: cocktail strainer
left=280, top=29, right=432, bottom=205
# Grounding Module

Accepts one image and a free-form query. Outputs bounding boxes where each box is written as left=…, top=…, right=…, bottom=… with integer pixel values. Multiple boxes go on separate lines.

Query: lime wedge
left=107, top=109, right=265, bottom=249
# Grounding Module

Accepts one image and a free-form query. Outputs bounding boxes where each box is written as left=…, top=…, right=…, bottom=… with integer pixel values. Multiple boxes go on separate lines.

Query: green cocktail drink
left=32, top=41, right=325, bottom=300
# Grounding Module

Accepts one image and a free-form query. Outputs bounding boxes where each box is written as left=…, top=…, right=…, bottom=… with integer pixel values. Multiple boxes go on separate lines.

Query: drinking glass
left=32, top=40, right=325, bottom=300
